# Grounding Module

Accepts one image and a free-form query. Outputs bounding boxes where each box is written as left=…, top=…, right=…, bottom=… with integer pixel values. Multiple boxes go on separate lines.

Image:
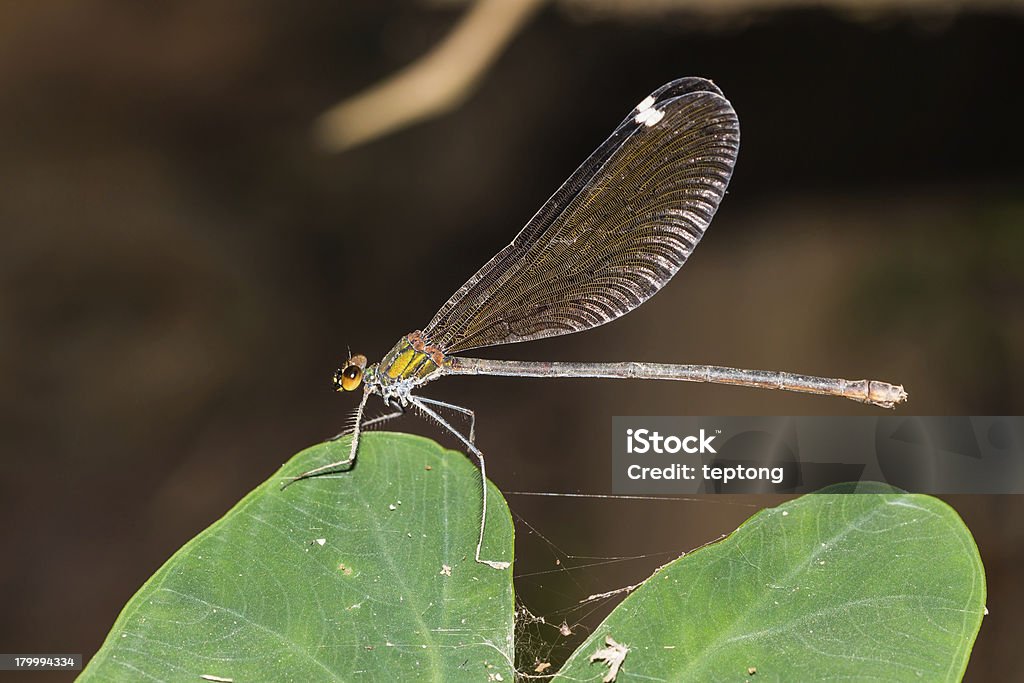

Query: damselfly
left=284, top=77, right=907, bottom=569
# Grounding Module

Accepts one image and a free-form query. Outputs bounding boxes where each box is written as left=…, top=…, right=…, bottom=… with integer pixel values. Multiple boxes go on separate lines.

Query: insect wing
left=424, top=77, right=740, bottom=354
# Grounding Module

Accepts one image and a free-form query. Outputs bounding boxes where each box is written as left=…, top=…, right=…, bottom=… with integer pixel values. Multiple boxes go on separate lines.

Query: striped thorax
left=334, top=331, right=449, bottom=407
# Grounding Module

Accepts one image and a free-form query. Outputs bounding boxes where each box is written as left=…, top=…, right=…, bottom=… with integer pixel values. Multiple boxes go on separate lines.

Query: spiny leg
left=410, top=397, right=509, bottom=570
left=282, top=388, right=375, bottom=489
left=328, top=408, right=404, bottom=442
left=416, top=395, right=477, bottom=443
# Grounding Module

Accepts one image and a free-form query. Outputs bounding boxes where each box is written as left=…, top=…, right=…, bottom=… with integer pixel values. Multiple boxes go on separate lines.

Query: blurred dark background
left=1, top=1, right=1022, bottom=680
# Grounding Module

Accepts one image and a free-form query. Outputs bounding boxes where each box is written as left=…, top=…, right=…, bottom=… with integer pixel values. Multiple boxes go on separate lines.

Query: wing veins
left=423, top=77, right=740, bottom=355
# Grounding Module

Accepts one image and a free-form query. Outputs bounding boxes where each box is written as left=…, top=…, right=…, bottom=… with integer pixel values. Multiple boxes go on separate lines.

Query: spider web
left=503, top=494, right=761, bottom=678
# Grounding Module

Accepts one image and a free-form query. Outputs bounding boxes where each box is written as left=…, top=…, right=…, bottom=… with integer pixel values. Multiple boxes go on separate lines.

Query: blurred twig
left=314, top=0, right=546, bottom=153
left=315, top=0, right=1022, bottom=152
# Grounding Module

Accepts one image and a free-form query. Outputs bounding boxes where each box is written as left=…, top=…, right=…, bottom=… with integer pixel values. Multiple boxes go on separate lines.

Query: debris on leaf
left=590, top=634, right=629, bottom=682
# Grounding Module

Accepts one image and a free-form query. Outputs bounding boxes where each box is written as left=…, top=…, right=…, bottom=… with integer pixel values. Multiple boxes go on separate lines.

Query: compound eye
left=338, top=364, right=363, bottom=392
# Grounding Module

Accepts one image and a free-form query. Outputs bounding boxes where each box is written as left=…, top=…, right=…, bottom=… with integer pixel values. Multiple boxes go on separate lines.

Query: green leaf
left=556, top=483, right=986, bottom=682
left=80, top=432, right=515, bottom=682
left=83, top=433, right=985, bottom=682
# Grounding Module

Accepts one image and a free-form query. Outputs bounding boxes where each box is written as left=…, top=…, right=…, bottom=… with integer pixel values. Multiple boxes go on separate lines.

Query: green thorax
left=377, top=331, right=448, bottom=385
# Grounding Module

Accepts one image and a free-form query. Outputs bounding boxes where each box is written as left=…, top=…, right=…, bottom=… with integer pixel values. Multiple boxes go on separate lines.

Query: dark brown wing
left=424, top=77, right=740, bottom=355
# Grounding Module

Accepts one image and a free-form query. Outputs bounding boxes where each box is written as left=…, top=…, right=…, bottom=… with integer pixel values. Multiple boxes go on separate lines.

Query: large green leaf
left=80, top=432, right=515, bottom=682
left=556, top=483, right=986, bottom=682
left=83, top=434, right=985, bottom=682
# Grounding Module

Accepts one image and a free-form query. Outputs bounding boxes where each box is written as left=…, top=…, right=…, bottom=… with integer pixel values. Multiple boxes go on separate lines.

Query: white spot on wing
left=634, top=107, right=665, bottom=127
left=636, top=94, right=656, bottom=112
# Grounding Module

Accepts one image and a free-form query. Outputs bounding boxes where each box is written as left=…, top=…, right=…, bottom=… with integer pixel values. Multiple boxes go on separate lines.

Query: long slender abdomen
left=445, top=357, right=907, bottom=409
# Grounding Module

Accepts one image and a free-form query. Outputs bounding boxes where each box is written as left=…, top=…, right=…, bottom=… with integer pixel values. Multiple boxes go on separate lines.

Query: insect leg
left=328, top=407, right=404, bottom=441
left=410, top=397, right=509, bottom=570
left=415, top=396, right=477, bottom=444
left=281, top=388, right=372, bottom=489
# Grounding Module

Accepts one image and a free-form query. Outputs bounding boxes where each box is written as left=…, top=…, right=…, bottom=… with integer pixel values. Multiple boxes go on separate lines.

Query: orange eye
left=334, top=354, right=367, bottom=392
left=338, top=365, right=362, bottom=391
